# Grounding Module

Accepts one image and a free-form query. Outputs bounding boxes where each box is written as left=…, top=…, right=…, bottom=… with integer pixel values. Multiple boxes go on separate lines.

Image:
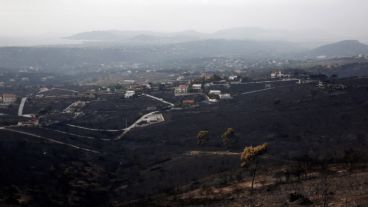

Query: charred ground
left=1, top=77, right=368, bottom=206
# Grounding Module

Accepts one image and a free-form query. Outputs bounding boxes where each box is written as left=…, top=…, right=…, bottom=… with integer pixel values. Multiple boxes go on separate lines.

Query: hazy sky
left=1, top=0, right=368, bottom=40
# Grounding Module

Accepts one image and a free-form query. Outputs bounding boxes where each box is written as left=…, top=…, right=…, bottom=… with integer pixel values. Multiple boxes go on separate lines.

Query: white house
left=228, top=75, right=238, bottom=81
left=209, top=90, right=221, bottom=95
left=219, top=93, right=232, bottom=99
left=124, top=90, right=136, bottom=98
left=192, top=84, right=202, bottom=91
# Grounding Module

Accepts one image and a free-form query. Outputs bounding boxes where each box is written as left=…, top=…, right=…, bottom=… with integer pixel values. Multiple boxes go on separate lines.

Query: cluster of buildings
left=171, top=73, right=242, bottom=105
left=0, top=93, right=17, bottom=106
left=174, top=83, right=204, bottom=96
left=173, top=82, right=232, bottom=104
left=270, top=70, right=291, bottom=79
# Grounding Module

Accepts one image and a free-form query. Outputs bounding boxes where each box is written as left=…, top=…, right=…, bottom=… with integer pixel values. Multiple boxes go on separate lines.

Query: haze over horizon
left=1, top=0, right=368, bottom=45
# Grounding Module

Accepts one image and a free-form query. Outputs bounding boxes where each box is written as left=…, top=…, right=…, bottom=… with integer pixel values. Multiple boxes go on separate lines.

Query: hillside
left=305, top=40, right=368, bottom=58
left=2, top=76, right=368, bottom=206
left=0, top=40, right=305, bottom=72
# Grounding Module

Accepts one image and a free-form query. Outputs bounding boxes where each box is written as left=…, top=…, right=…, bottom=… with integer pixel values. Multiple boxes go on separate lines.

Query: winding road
left=18, top=97, right=27, bottom=116
left=142, top=93, right=175, bottom=107
left=0, top=127, right=100, bottom=154
left=66, top=124, right=122, bottom=132
left=241, top=87, right=275, bottom=95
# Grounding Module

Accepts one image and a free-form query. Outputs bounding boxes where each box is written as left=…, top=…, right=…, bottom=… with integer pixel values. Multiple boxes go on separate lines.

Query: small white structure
left=176, top=76, right=185, bottom=81
left=38, top=87, right=49, bottom=93
left=192, top=84, right=202, bottom=91
left=209, top=90, right=221, bottom=95
left=124, top=80, right=135, bottom=84
left=317, top=81, right=325, bottom=88
left=63, top=101, right=86, bottom=114
left=137, top=113, right=165, bottom=127
left=219, top=93, right=232, bottom=99
left=228, top=75, right=238, bottom=81
left=270, top=71, right=287, bottom=79
left=124, top=90, right=136, bottom=98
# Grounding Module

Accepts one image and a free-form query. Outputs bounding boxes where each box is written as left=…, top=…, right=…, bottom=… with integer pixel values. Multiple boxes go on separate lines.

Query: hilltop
left=305, top=40, right=368, bottom=58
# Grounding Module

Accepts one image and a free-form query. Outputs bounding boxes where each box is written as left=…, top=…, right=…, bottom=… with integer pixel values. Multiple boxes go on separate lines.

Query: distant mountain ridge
left=65, top=27, right=345, bottom=45
left=305, top=40, right=368, bottom=58
left=66, top=30, right=204, bottom=43
left=65, top=27, right=288, bottom=43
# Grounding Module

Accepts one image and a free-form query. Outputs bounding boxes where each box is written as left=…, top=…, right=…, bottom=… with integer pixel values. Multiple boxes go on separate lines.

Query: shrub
left=240, top=143, right=268, bottom=168
left=221, top=128, right=236, bottom=147
left=197, top=130, right=209, bottom=145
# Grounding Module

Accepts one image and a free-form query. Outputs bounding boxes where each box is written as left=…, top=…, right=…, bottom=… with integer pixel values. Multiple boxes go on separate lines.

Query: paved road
left=40, top=127, right=97, bottom=140
left=142, top=93, right=175, bottom=107
left=186, top=150, right=241, bottom=156
left=38, top=87, right=79, bottom=94
left=66, top=124, right=122, bottom=132
left=18, top=97, right=27, bottom=116
left=241, top=87, right=275, bottom=95
left=232, top=78, right=299, bottom=85
left=0, top=127, right=100, bottom=154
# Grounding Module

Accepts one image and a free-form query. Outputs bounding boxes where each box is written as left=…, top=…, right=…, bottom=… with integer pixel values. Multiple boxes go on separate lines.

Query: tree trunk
left=250, top=160, right=258, bottom=194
